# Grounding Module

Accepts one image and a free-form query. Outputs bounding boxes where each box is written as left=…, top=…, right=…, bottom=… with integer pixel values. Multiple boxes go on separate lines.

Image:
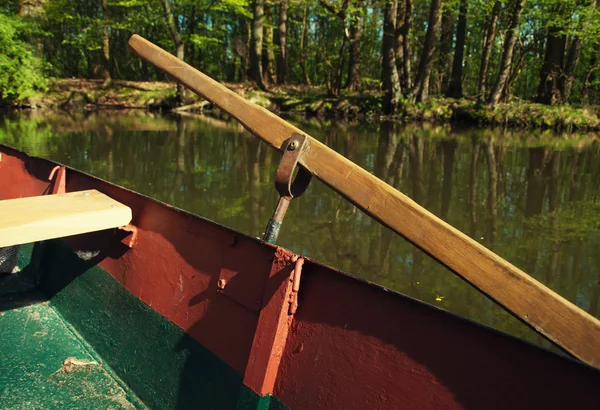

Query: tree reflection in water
left=1, top=110, right=599, bottom=350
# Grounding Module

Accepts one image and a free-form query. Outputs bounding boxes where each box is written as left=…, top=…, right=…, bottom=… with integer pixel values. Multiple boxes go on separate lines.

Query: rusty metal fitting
left=263, top=134, right=313, bottom=245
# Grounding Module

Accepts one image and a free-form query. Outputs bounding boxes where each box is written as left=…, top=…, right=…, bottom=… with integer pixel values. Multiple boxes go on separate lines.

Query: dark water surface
left=2, top=110, right=599, bottom=351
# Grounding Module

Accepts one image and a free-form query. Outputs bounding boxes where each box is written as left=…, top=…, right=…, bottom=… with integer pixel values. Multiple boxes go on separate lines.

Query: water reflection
left=1, top=110, right=599, bottom=349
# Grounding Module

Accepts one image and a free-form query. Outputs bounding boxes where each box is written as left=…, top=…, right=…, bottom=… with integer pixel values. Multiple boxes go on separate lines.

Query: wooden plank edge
left=0, top=190, right=132, bottom=247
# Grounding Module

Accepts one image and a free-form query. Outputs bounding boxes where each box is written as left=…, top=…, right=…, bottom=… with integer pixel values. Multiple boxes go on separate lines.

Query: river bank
left=6, top=79, right=600, bottom=132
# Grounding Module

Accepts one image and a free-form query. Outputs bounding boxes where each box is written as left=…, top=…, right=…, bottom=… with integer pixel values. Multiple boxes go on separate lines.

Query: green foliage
left=2, top=0, right=600, bottom=115
left=457, top=100, right=600, bottom=130
left=0, top=13, right=48, bottom=102
left=0, top=0, right=19, bottom=14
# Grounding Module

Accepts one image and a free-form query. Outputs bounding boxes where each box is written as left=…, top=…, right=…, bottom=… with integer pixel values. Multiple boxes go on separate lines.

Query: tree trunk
left=487, top=0, right=526, bottom=107
left=18, top=0, right=46, bottom=17
left=582, top=54, right=597, bottom=104
left=560, top=0, right=596, bottom=103
left=347, top=1, right=364, bottom=91
left=560, top=37, right=582, bottom=103
left=382, top=0, right=402, bottom=114
left=502, top=41, right=524, bottom=102
left=477, top=1, right=500, bottom=104
left=402, top=0, right=413, bottom=91
left=437, top=6, right=455, bottom=95
left=160, top=0, right=185, bottom=103
left=395, top=0, right=406, bottom=87
left=101, top=0, right=111, bottom=84
left=276, top=0, right=288, bottom=84
left=232, top=17, right=250, bottom=82
left=536, top=28, right=566, bottom=105
left=250, top=0, right=266, bottom=89
left=262, top=2, right=276, bottom=85
left=320, top=0, right=351, bottom=94
left=299, top=3, right=311, bottom=85
left=186, top=6, right=197, bottom=68
left=413, top=0, right=443, bottom=103
left=447, top=0, right=467, bottom=98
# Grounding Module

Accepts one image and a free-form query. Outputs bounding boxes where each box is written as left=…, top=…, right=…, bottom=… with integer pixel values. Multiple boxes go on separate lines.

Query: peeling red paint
left=243, top=247, right=297, bottom=396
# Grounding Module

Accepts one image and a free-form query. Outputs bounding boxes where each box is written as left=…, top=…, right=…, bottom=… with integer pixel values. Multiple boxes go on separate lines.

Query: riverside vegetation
left=2, top=0, right=600, bottom=131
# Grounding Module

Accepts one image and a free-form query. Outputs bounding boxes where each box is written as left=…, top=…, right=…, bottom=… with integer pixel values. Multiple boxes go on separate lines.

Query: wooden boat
left=1, top=36, right=599, bottom=409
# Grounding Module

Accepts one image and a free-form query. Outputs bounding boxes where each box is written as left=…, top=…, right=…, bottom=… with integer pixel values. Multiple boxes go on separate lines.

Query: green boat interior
left=0, top=241, right=284, bottom=410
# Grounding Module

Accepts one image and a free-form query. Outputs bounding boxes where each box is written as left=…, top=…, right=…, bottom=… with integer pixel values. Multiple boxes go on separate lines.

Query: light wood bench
left=0, top=190, right=132, bottom=247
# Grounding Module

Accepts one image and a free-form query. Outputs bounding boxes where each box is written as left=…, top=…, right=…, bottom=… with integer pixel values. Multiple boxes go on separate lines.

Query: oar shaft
left=128, top=34, right=600, bottom=368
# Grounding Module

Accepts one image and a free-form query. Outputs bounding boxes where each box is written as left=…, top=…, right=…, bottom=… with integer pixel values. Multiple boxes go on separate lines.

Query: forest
left=1, top=0, right=600, bottom=119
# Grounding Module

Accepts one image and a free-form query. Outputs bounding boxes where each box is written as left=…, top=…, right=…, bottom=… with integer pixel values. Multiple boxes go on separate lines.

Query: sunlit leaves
left=189, top=34, right=222, bottom=47
left=0, top=13, right=48, bottom=102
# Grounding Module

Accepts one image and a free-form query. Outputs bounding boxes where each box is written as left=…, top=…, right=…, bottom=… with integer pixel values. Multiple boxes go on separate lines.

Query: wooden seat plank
left=0, top=190, right=132, bottom=247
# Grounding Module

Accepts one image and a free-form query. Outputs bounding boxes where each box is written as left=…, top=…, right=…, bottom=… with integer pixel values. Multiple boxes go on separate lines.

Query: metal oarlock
left=263, top=133, right=312, bottom=244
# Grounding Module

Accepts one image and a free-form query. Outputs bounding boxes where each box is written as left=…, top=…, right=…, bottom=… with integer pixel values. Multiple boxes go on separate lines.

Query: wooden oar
left=128, top=34, right=600, bottom=368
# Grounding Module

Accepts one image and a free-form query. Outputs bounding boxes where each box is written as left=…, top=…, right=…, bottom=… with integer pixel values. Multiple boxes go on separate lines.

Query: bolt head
left=288, top=140, right=298, bottom=151
left=217, top=278, right=226, bottom=289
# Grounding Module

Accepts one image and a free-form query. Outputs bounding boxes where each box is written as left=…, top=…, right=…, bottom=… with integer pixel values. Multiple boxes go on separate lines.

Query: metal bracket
left=118, top=224, right=138, bottom=248
left=275, top=133, right=312, bottom=199
left=48, top=166, right=66, bottom=194
left=289, top=257, right=304, bottom=315
left=263, top=133, right=312, bottom=244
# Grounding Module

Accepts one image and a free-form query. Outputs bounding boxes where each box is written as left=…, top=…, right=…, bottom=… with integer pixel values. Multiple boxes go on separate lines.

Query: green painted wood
left=37, top=240, right=288, bottom=410
left=237, top=387, right=272, bottom=410
left=0, top=297, right=145, bottom=409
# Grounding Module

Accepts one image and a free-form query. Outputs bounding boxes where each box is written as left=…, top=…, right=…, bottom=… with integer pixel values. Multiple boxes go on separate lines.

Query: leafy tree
left=2, top=0, right=600, bottom=109
left=0, top=12, right=48, bottom=102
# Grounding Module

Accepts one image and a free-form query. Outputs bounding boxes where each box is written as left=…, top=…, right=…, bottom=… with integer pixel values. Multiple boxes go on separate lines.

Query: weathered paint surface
left=2, top=240, right=287, bottom=410
left=40, top=240, right=277, bottom=409
left=0, top=298, right=145, bottom=409
left=274, top=260, right=600, bottom=409
left=243, top=248, right=297, bottom=396
left=2, top=145, right=600, bottom=410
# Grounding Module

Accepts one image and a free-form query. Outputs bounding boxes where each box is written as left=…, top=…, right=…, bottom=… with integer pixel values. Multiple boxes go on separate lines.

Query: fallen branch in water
left=172, top=100, right=210, bottom=112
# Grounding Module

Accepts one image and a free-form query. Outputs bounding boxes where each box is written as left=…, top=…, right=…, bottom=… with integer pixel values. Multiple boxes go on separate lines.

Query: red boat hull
left=1, top=144, right=598, bottom=409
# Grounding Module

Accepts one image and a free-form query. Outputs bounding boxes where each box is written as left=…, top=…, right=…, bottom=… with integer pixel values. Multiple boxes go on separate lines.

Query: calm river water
left=1, top=110, right=599, bottom=352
